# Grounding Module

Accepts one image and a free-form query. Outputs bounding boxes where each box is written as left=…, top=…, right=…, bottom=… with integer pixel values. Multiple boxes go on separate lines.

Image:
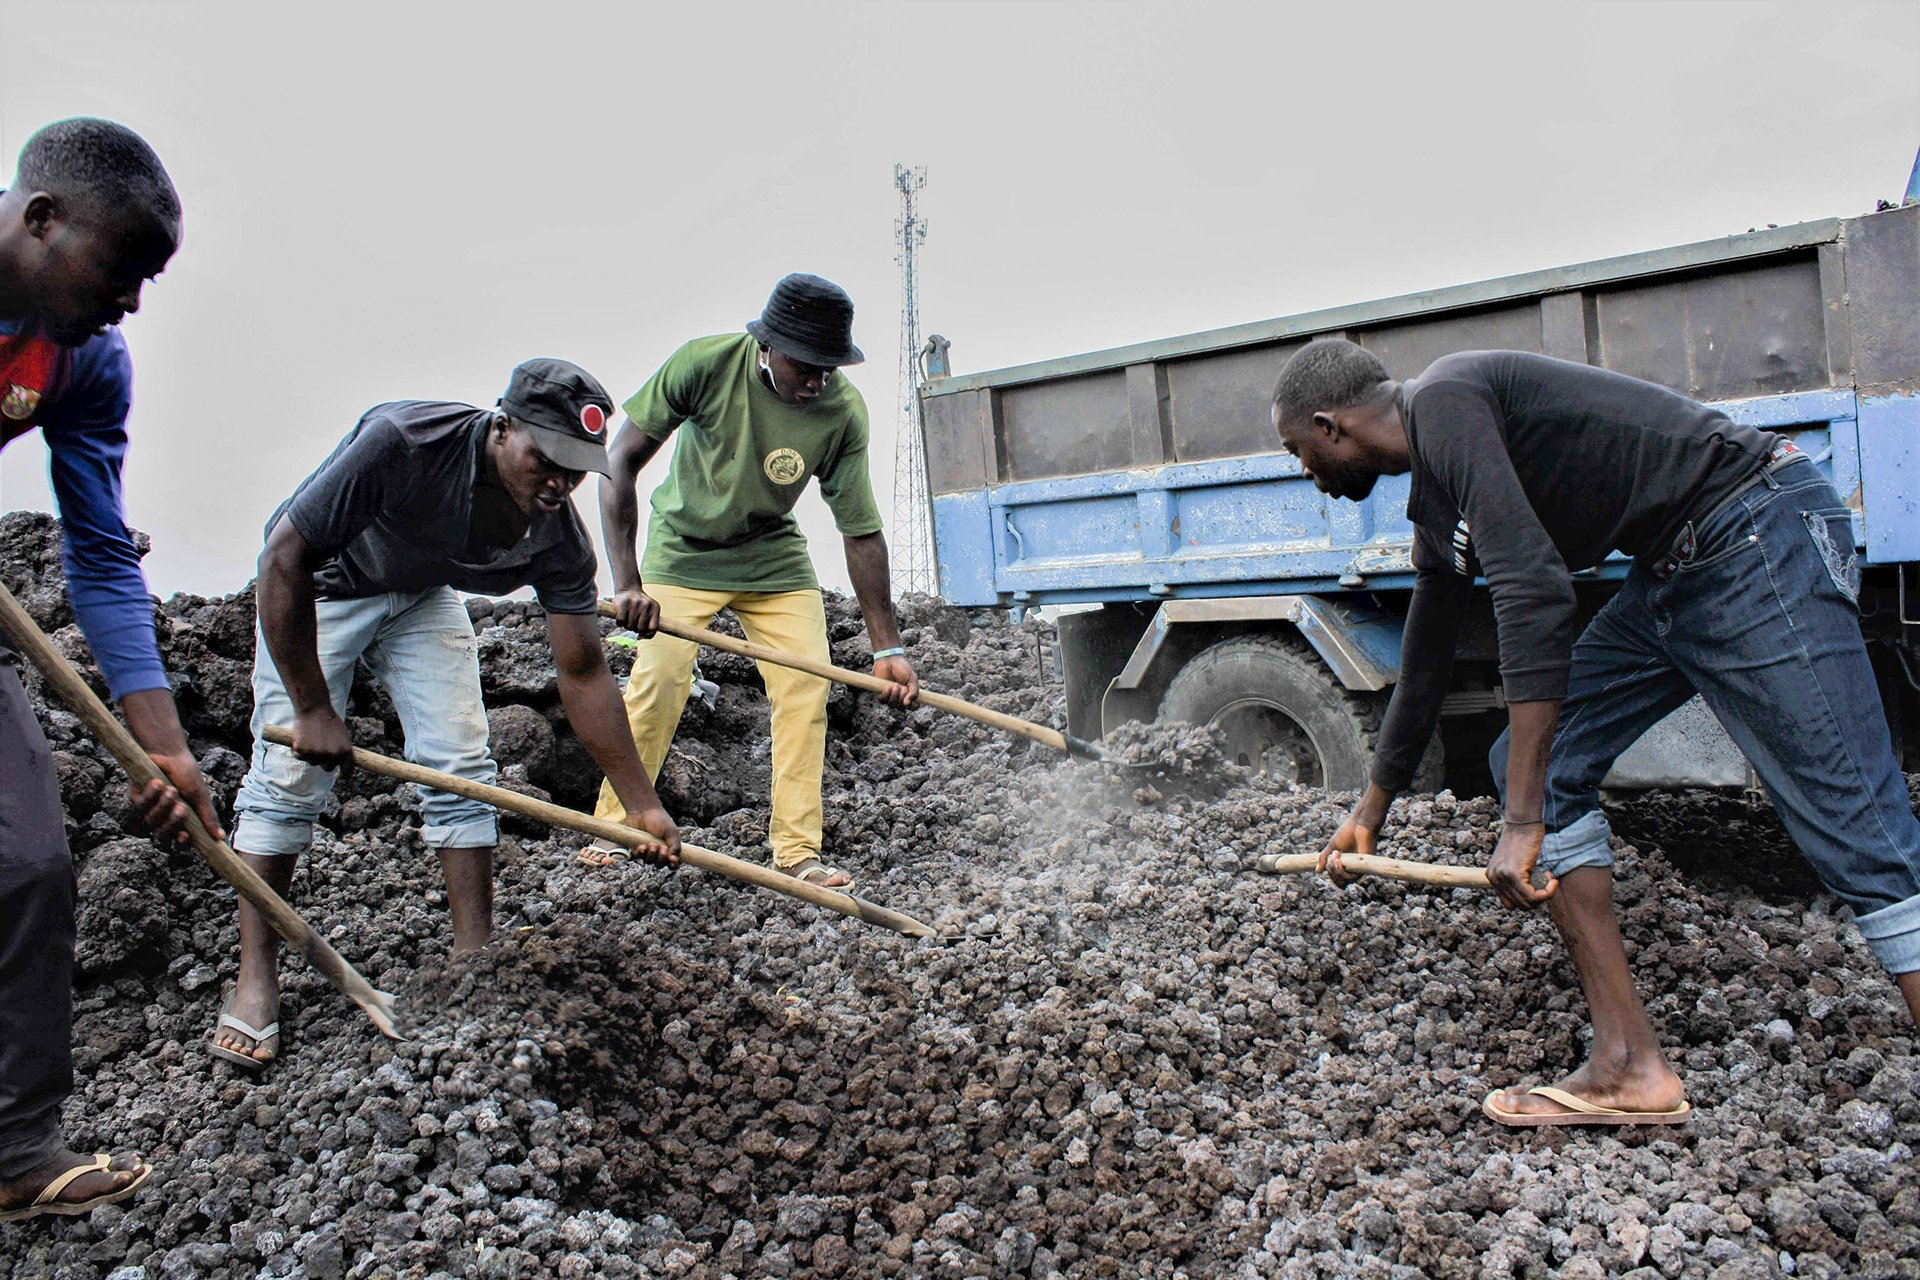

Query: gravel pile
left=1, top=510, right=1915, bottom=1280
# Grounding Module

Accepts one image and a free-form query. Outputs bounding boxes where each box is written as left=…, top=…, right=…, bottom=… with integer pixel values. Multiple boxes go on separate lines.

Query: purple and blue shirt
left=1, top=316, right=167, bottom=699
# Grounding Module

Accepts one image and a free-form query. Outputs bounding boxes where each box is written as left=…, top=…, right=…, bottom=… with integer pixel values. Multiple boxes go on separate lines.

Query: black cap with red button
left=498, top=357, right=615, bottom=477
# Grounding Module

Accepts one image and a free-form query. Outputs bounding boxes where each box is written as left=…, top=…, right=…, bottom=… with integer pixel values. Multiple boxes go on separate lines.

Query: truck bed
left=919, top=203, right=1919, bottom=610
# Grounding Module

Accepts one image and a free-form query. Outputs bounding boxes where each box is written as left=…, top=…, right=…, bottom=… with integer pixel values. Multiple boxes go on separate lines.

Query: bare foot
left=212, top=968, right=280, bottom=1064
left=0, top=1148, right=148, bottom=1216
left=1491, top=1053, right=1685, bottom=1118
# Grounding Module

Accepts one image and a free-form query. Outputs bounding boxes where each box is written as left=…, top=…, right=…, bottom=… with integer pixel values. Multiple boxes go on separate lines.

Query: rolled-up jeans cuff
left=1854, top=893, right=1920, bottom=975
left=421, top=815, right=498, bottom=850
left=1537, top=810, right=1614, bottom=878
left=230, top=813, right=315, bottom=858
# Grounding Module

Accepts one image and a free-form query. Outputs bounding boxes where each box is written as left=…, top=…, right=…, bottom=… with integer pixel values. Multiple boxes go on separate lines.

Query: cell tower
left=891, top=163, right=936, bottom=597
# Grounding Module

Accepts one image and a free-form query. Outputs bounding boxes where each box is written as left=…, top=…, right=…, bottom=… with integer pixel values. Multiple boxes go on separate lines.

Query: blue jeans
left=232, top=588, right=498, bottom=856
left=1492, top=457, right=1920, bottom=974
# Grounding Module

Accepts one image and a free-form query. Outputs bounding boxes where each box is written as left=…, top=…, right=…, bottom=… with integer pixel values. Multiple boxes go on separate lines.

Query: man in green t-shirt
left=594, top=274, right=917, bottom=888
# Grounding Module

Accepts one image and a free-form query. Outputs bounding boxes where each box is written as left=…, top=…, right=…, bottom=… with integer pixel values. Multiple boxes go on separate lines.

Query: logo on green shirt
left=763, top=447, right=806, bottom=485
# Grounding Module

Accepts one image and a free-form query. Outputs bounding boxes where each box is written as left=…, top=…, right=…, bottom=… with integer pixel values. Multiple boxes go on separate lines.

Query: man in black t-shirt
left=1263, top=340, right=1920, bottom=1127
left=212, top=359, right=681, bottom=1073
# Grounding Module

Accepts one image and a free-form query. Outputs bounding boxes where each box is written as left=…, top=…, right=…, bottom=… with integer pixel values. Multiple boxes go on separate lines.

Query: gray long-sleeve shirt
left=1370, top=351, right=1777, bottom=792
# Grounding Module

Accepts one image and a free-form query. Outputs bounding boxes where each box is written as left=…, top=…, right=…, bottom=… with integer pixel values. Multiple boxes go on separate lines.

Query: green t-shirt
left=631, top=333, right=884, bottom=592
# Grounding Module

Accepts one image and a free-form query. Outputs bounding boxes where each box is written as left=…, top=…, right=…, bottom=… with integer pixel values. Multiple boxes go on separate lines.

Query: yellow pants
left=594, top=583, right=830, bottom=868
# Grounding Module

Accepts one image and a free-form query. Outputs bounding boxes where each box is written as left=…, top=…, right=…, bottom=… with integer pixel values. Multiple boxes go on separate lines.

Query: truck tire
left=1156, top=634, right=1441, bottom=792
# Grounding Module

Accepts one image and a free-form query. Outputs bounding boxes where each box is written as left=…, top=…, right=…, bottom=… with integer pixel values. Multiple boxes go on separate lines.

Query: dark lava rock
left=489, top=703, right=557, bottom=785
left=1, top=509, right=1916, bottom=1280
left=74, top=838, right=170, bottom=978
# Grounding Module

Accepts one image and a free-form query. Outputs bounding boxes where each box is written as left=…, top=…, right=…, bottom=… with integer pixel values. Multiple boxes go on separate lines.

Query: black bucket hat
left=746, top=273, right=864, bottom=367
left=499, top=358, right=615, bottom=476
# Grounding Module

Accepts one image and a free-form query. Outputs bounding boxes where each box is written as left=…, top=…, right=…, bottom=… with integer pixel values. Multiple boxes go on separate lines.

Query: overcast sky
left=2, top=0, right=1916, bottom=598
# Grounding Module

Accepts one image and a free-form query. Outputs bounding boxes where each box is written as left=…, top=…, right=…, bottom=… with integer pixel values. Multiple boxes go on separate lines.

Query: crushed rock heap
left=2, top=509, right=1916, bottom=1280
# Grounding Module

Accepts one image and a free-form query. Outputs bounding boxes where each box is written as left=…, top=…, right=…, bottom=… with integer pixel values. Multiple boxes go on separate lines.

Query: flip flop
left=576, top=838, right=627, bottom=868
left=1483, top=1085, right=1692, bottom=1128
left=781, top=857, right=856, bottom=891
left=0, top=1153, right=153, bottom=1222
left=207, top=988, right=279, bottom=1074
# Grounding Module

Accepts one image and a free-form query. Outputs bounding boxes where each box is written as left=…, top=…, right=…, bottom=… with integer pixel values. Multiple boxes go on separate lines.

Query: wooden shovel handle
left=1260, top=851, right=1492, bottom=889
left=261, top=725, right=936, bottom=938
left=0, top=581, right=399, bottom=1037
left=599, top=601, right=1075, bottom=754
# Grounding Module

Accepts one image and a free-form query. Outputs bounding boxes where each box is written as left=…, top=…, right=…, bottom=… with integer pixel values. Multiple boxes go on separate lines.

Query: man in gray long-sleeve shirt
left=1262, top=340, right=1920, bottom=1127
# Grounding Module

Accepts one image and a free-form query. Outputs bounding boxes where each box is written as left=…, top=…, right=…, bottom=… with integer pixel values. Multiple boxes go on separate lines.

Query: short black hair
left=1272, top=339, right=1390, bottom=432
left=15, top=117, right=180, bottom=227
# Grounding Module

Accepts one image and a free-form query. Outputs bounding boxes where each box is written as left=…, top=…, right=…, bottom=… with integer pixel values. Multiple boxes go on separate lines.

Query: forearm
left=257, top=564, right=333, bottom=716
left=600, top=423, right=668, bottom=592
left=120, top=687, right=192, bottom=758
left=1371, top=574, right=1466, bottom=791
left=599, top=473, right=644, bottom=592
left=1352, top=782, right=1395, bottom=828
left=843, top=532, right=902, bottom=649
left=558, top=666, right=664, bottom=815
left=1500, top=699, right=1561, bottom=822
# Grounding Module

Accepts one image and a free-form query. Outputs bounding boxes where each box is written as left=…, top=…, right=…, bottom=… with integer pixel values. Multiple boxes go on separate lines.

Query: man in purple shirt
left=0, top=119, right=219, bottom=1221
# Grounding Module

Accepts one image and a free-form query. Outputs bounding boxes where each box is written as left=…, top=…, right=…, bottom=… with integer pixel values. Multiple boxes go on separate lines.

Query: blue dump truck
left=916, top=196, right=1920, bottom=794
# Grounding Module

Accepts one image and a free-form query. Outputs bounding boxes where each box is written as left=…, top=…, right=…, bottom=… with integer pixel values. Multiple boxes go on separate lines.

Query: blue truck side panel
left=1859, top=393, right=1920, bottom=563
left=933, top=390, right=1880, bottom=610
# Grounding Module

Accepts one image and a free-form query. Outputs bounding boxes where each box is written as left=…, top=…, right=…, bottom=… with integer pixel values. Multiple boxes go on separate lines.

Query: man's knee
left=229, top=813, right=315, bottom=859
left=0, top=736, right=68, bottom=881
left=415, top=729, right=494, bottom=786
left=770, top=673, right=830, bottom=720
left=627, top=642, right=700, bottom=706
left=0, top=837, right=76, bottom=908
left=1537, top=811, right=1616, bottom=878
left=235, top=740, right=339, bottom=822
left=0, top=785, right=70, bottom=875
left=1852, top=895, right=1920, bottom=977
left=421, top=810, right=499, bottom=851
left=409, top=723, right=497, bottom=846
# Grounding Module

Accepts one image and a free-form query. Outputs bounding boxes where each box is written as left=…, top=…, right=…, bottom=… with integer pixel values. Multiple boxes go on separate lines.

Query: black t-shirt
left=271, top=401, right=599, bottom=614
left=1371, top=351, right=1777, bottom=791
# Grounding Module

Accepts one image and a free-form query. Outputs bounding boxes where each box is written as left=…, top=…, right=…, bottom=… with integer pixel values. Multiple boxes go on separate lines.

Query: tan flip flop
left=782, top=857, right=856, bottom=891
left=206, top=987, right=279, bottom=1074
left=0, top=1153, right=153, bottom=1222
left=1483, top=1085, right=1692, bottom=1128
left=576, top=838, right=627, bottom=868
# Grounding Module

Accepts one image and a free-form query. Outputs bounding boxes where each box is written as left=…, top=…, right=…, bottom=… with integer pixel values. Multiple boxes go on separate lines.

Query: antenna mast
left=890, top=163, right=935, bottom=597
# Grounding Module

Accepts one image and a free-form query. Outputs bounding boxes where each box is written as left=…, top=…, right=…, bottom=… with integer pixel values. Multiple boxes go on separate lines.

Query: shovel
left=260, top=725, right=937, bottom=938
left=1257, top=851, right=1492, bottom=889
left=0, top=581, right=400, bottom=1038
left=596, top=601, right=1116, bottom=762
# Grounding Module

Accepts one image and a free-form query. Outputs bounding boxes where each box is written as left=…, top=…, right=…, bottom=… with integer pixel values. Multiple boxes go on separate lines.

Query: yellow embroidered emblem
left=763, top=447, right=805, bottom=485
left=1, top=383, right=41, bottom=422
